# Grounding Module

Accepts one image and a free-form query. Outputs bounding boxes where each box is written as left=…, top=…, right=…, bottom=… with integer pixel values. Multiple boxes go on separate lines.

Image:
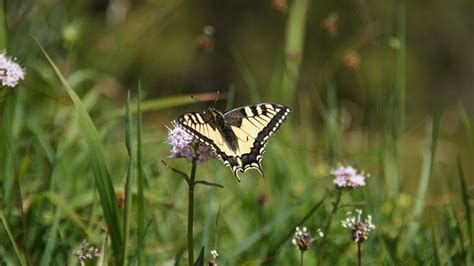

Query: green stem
left=317, top=191, right=342, bottom=266
left=188, top=158, right=197, bottom=266
left=357, top=242, right=362, bottom=266
left=0, top=0, right=8, bottom=50
left=280, top=0, right=309, bottom=103
left=300, top=250, right=304, bottom=266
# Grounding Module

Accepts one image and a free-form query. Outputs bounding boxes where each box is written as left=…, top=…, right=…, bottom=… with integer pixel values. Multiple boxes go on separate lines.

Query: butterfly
left=178, top=103, right=291, bottom=181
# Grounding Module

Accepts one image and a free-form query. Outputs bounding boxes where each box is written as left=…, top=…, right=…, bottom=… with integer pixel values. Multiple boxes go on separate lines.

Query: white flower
left=0, top=52, right=25, bottom=88
left=210, top=249, right=219, bottom=259
left=73, top=240, right=100, bottom=266
left=292, top=226, right=323, bottom=251
left=341, top=209, right=375, bottom=243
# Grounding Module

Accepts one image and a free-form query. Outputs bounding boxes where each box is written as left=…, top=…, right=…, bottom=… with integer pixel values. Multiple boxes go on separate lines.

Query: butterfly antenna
left=212, top=90, right=220, bottom=107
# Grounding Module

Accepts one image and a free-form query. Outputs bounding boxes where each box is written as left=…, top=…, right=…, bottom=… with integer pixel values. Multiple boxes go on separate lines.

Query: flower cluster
left=321, top=12, right=339, bottom=37
left=167, top=122, right=216, bottom=163
left=207, top=249, right=219, bottom=266
left=341, top=209, right=375, bottom=243
left=0, top=52, right=25, bottom=88
left=330, top=164, right=367, bottom=189
left=73, top=240, right=101, bottom=266
left=291, top=226, right=323, bottom=251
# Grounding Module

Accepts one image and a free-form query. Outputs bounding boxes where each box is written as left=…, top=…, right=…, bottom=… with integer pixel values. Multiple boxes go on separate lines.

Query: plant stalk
left=188, top=158, right=197, bottom=266
left=317, top=191, right=341, bottom=265
left=300, top=250, right=304, bottom=266
left=357, top=242, right=362, bottom=266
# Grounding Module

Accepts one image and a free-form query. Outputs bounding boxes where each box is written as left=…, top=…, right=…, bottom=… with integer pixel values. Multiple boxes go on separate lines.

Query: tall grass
left=0, top=1, right=472, bottom=265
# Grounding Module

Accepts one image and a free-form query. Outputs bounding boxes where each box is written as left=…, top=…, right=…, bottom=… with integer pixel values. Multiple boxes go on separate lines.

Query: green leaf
left=136, top=84, right=147, bottom=264
left=44, top=193, right=94, bottom=239
left=39, top=208, right=61, bottom=266
left=0, top=0, right=7, bottom=50
left=161, top=160, right=190, bottom=185
left=405, top=116, right=439, bottom=247
left=34, top=38, right=123, bottom=259
left=194, top=246, right=205, bottom=266
left=102, top=92, right=219, bottom=120
left=194, top=180, right=224, bottom=189
left=122, top=90, right=134, bottom=266
left=0, top=210, right=26, bottom=266
left=458, top=158, right=473, bottom=263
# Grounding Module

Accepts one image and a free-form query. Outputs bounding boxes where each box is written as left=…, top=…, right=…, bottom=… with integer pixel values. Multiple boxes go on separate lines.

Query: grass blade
left=230, top=48, right=260, bottom=103
left=194, top=246, right=205, bottom=266
left=0, top=0, right=7, bottom=50
left=459, top=105, right=474, bottom=148
left=458, top=158, right=473, bottom=263
left=102, top=92, right=219, bottom=120
left=39, top=208, right=61, bottom=266
left=405, top=116, right=439, bottom=246
left=122, top=91, right=134, bottom=265
left=34, top=39, right=123, bottom=259
left=136, top=84, right=146, bottom=264
left=280, top=0, right=309, bottom=103
left=44, top=193, right=94, bottom=239
left=0, top=210, right=26, bottom=266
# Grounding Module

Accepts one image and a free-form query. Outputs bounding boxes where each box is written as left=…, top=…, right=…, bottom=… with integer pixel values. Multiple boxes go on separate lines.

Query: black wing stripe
left=178, top=104, right=291, bottom=181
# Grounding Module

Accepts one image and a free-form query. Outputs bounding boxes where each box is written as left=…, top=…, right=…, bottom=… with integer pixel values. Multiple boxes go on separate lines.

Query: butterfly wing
left=222, top=103, right=291, bottom=178
left=177, top=103, right=291, bottom=181
left=177, top=111, right=236, bottom=157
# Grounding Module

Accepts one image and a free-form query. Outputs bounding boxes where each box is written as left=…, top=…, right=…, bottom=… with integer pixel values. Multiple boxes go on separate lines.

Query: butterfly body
left=178, top=103, right=291, bottom=181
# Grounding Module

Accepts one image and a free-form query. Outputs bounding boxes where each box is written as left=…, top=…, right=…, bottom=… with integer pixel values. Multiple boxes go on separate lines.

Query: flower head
left=330, top=164, right=367, bottom=189
left=321, top=12, right=339, bottom=37
left=196, top=25, right=215, bottom=52
left=0, top=52, right=25, bottom=88
left=166, top=122, right=216, bottom=163
left=207, top=249, right=219, bottom=266
left=291, top=226, right=323, bottom=252
left=341, top=209, right=376, bottom=243
left=343, top=50, right=361, bottom=70
left=73, top=239, right=101, bottom=266
left=210, top=249, right=218, bottom=259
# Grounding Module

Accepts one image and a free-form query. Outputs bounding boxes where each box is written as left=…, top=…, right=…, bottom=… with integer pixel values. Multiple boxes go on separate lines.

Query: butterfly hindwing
left=177, top=103, right=291, bottom=181
left=223, top=103, right=291, bottom=175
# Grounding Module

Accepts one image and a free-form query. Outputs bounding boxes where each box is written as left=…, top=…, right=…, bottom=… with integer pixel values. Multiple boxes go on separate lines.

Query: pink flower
left=166, top=122, right=216, bottom=163
left=0, top=52, right=25, bottom=88
left=330, top=164, right=367, bottom=189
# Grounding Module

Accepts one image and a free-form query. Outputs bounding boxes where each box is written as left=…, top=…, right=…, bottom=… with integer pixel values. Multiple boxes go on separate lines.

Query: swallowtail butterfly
left=178, top=103, right=291, bottom=181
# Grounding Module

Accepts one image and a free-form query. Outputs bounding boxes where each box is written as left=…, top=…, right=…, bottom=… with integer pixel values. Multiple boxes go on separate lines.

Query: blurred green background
left=1, top=0, right=474, bottom=265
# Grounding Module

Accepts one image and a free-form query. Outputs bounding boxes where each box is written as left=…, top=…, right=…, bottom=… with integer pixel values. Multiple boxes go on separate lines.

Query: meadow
left=0, top=0, right=474, bottom=265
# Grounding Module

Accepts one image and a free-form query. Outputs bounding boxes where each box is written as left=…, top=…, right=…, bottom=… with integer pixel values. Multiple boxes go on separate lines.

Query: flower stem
left=317, top=191, right=341, bottom=265
left=187, top=158, right=197, bottom=266
left=357, top=242, right=362, bottom=266
left=300, top=250, right=304, bottom=266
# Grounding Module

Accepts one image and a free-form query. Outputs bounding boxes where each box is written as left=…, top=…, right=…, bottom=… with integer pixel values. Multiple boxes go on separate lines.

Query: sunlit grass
left=0, top=1, right=472, bottom=265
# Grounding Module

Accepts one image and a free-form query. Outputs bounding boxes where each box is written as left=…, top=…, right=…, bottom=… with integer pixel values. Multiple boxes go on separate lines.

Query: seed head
left=341, top=209, right=376, bottom=243
left=73, top=239, right=101, bottom=266
left=291, top=226, right=323, bottom=252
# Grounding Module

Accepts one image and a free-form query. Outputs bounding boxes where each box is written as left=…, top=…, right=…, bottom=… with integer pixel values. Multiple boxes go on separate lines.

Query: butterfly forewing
left=177, top=103, right=291, bottom=181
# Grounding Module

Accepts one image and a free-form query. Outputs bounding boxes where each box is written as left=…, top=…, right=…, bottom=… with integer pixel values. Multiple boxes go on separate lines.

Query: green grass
left=0, top=1, right=473, bottom=265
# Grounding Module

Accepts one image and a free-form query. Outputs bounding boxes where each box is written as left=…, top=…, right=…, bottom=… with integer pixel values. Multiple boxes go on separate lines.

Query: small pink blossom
left=330, top=164, right=367, bottom=189
left=166, top=122, right=216, bottom=163
left=0, top=52, right=25, bottom=88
